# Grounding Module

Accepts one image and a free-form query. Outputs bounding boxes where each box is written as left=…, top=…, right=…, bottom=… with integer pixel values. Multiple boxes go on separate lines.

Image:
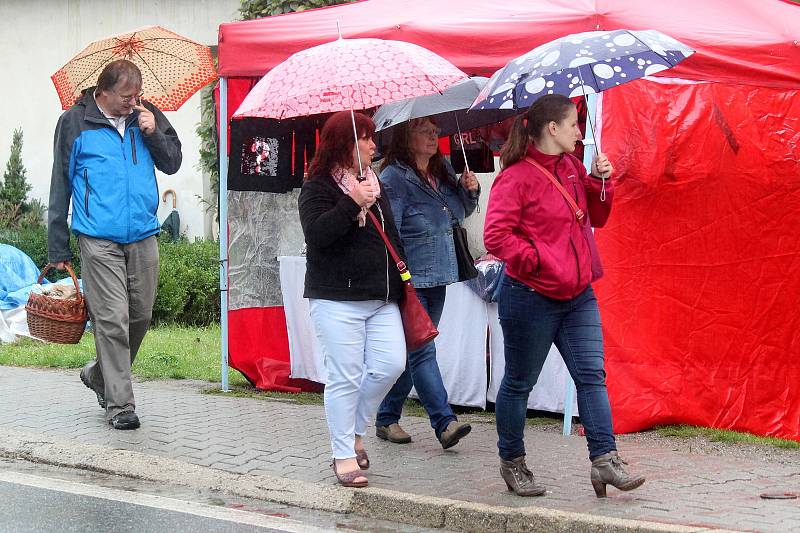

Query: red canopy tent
left=216, top=0, right=800, bottom=439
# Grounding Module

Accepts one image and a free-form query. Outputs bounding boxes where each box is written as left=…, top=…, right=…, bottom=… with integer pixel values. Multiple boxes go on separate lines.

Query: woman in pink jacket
left=484, top=94, right=645, bottom=498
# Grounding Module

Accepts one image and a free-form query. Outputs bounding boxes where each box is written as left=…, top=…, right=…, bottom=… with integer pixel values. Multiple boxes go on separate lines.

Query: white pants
left=309, top=299, right=406, bottom=460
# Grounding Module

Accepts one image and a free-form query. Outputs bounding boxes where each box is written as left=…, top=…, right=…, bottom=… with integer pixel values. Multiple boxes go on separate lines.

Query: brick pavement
left=1, top=365, right=798, bottom=532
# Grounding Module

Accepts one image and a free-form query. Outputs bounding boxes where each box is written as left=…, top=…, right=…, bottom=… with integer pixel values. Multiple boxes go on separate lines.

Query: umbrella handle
left=577, top=71, right=606, bottom=201
left=162, top=189, right=177, bottom=209
left=454, top=113, right=471, bottom=175
left=349, top=108, right=365, bottom=178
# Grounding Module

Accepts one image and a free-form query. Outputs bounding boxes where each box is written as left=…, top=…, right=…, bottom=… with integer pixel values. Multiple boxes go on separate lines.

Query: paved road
left=1, top=366, right=799, bottom=532
left=0, top=459, right=445, bottom=533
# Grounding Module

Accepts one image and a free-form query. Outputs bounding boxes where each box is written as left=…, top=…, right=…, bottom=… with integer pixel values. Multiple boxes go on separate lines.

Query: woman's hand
left=460, top=170, right=480, bottom=192
left=591, top=153, right=613, bottom=180
left=348, top=179, right=377, bottom=208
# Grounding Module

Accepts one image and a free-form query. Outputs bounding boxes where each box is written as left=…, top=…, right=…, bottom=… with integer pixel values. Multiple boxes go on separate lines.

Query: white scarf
left=331, top=165, right=381, bottom=227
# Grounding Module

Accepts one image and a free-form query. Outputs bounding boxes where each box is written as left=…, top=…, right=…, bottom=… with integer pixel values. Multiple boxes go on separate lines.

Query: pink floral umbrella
left=233, top=37, right=467, bottom=120
left=232, top=36, right=467, bottom=175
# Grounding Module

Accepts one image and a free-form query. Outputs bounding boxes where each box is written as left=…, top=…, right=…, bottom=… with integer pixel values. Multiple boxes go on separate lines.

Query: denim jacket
left=379, top=160, right=479, bottom=288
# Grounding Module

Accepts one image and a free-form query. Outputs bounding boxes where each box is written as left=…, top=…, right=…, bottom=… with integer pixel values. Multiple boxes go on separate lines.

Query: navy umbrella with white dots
left=470, top=29, right=695, bottom=147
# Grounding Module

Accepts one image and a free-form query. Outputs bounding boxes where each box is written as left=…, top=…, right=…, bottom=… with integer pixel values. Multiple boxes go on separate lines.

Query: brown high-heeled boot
left=590, top=451, right=645, bottom=498
left=499, top=456, right=546, bottom=497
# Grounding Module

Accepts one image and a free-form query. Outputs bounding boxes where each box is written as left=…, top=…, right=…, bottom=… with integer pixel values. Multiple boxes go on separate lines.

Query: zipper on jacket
left=83, top=169, right=90, bottom=218
left=555, top=165, right=582, bottom=295
left=130, top=130, right=138, bottom=164
left=377, top=203, right=390, bottom=303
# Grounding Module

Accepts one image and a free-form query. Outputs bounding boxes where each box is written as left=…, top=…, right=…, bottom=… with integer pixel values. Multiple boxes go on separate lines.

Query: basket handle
left=38, top=263, right=83, bottom=304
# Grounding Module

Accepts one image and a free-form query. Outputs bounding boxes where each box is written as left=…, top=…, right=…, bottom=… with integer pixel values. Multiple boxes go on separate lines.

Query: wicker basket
left=25, top=263, right=88, bottom=344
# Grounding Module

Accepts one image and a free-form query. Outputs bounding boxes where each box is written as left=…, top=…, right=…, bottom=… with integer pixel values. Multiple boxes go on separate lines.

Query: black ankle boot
left=590, top=450, right=645, bottom=498
left=499, top=456, right=546, bottom=497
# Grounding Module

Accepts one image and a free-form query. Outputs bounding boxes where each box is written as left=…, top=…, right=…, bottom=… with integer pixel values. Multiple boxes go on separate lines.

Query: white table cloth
left=279, top=256, right=576, bottom=413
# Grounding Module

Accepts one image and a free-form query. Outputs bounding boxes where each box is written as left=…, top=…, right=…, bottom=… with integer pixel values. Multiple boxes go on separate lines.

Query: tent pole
left=219, top=77, right=230, bottom=392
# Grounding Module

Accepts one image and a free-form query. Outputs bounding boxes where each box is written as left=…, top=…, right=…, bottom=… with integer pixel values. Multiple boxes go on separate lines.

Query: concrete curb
left=0, top=428, right=735, bottom=533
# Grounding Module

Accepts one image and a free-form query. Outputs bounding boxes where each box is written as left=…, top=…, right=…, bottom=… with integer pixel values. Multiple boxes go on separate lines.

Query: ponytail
left=499, top=115, right=530, bottom=169
left=499, top=94, right=576, bottom=169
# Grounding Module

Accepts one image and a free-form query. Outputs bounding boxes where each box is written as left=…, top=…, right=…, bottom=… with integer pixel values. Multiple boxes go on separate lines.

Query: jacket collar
left=525, top=144, right=565, bottom=174
left=78, top=87, right=138, bottom=128
left=393, top=159, right=458, bottom=192
left=394, top=159, right=423, bottom=183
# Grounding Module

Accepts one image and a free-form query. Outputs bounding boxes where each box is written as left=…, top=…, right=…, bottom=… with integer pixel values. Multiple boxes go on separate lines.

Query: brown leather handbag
left=366, top=209, right=438, bottom=352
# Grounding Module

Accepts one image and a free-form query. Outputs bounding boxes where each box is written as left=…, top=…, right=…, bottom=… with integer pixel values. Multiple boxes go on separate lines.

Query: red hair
left=306, top=111, right=375, bottom=179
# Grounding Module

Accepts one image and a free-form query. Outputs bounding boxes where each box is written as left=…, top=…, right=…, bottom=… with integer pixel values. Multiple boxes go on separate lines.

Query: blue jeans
left=376, top=285, right=457, bottom=436
left=495, top=277, right=616, bottom=460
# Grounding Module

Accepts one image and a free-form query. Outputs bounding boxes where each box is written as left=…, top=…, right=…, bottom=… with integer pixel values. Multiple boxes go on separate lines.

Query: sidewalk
left=1, top=365, right=797, bottom=532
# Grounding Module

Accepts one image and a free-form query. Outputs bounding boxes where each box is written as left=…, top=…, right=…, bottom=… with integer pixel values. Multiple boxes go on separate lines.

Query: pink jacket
left=484, top=145, right=614, bottom=300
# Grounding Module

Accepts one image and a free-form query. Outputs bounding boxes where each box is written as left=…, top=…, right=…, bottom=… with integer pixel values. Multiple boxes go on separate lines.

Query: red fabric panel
left=599, top=80, right=800, bottom=440
left=217, top=0, right=800, bottom=89
left=228, top=307, right=322, bottom=393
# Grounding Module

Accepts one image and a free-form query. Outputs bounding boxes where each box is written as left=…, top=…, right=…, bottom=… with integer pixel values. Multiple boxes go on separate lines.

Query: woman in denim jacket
left=375, top=117, right=480, bottom=449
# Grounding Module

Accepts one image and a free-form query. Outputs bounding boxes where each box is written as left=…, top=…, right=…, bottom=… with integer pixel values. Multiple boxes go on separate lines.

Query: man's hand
left=133, top=105, right=156, bottom=136
left=53, top=261, right=70, bottom=271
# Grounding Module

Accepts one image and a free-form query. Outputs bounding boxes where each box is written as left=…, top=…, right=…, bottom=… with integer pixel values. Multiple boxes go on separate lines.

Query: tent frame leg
left=219, top=77, right=230, bottom=392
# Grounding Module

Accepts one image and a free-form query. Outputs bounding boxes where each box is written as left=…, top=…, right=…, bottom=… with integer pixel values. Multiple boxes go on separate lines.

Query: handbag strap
left=366, top=208, right=412, bottom=281
left=524, top=157, right=585, bottom=223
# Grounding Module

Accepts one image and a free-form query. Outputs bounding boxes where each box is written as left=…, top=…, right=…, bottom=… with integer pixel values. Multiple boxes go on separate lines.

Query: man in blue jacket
left=47, top=60, right=182, bottom=430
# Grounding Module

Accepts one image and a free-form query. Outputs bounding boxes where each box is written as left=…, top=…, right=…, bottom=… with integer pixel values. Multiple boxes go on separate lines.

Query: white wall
left=0, top=0, right=240, bottom=240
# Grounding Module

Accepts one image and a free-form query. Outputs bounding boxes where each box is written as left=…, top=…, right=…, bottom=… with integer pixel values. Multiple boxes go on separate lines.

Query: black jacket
left=299, top=175, right=406, bottom=302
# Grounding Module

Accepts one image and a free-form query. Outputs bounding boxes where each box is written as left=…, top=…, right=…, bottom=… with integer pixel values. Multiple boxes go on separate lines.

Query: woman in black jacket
left=298, top=111, right=407, bottom=488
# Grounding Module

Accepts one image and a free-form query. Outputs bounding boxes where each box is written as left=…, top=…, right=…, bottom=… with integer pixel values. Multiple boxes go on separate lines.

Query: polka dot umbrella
left=470, top=29, right=695, bottom=141
left=51, top=25, right=217, bottom=112
left=232, top=36, right=468, bottom=175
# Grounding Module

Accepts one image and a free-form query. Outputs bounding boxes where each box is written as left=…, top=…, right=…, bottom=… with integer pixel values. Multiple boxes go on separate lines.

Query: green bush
left=0, top=226, right=81, bottom=280
left=1, top=226, right=220, bottom=325
left=152, top=235, right=220, bottom=326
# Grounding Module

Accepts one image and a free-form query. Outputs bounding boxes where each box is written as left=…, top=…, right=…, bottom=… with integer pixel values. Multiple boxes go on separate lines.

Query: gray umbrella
left=373, top=76, right=518, bottom=164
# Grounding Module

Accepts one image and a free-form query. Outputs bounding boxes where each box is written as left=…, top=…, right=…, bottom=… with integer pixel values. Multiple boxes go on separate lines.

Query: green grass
left=203, top=385, right=324, bottom=405
left=0, top=324, right=249, bottom=386
left=653, top=424, right=800, bottom=449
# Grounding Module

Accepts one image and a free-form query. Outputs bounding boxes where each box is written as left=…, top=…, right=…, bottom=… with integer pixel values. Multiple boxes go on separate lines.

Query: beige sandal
left=332, top=461, right=368, bottom=488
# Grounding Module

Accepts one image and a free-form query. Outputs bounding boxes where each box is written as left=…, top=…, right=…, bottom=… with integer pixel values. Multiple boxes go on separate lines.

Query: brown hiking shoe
left=376, top=423, right=412, bottom=444
left=437, top=420, right=472, bottom=449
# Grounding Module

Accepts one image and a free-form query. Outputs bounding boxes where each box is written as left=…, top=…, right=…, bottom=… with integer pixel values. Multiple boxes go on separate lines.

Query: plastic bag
left=466, top=255, right=506, bottom=302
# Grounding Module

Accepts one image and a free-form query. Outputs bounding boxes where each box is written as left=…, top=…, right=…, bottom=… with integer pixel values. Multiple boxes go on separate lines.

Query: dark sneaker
left=109, top=411, right=140, bottom=430
left=437, top=421, right=472, bottom=449
left=80, top=367, right=105, bottom=408
left=375, top=423, right=412, bottom=444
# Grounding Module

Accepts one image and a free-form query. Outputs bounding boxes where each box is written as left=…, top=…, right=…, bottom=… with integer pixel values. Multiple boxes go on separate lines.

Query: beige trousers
left=78, top=235, right=159, bottom=420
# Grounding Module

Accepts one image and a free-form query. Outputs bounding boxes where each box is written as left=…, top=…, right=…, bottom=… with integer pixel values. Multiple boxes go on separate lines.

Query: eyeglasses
left=411, top=126, right=441, bottom=138
left=112, top=90, right=144, bottom=103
